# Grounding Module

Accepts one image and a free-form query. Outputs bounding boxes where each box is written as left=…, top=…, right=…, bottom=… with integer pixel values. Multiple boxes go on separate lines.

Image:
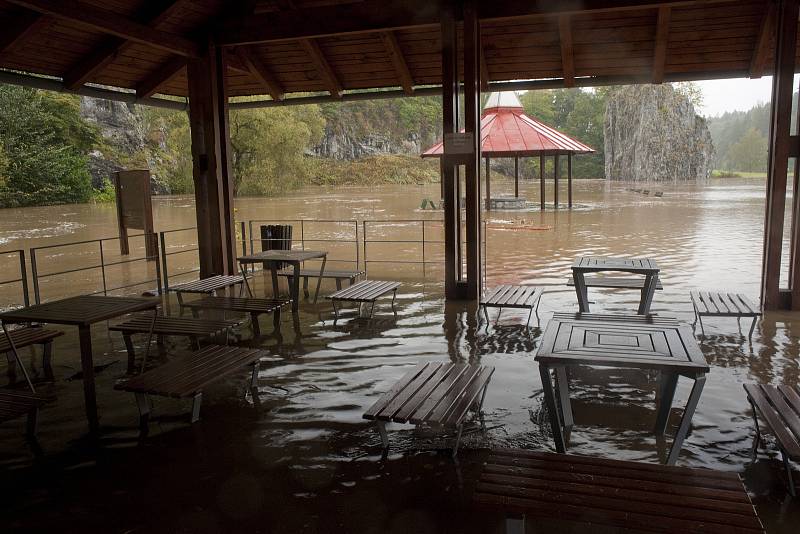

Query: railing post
left=160, top=231, right=170, bottom=292
left=354, top=220, right=360, bottom=270
left=30, top=248, right=41, bottom=304
left=99, top=240, right=108, bottom=296
left=422, top=220, right=427, bottom=277
left=154, top=240, right=163, bottom=296
left=18, top=250, right=30, bottom=307
left=240, top=221, right=247, bottom=255
left=300, top=220, right=305, bottom=250
left=363, top=220, right=368, bottom=278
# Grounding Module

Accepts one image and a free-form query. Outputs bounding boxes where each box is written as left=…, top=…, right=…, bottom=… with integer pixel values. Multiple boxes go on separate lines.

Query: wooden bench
left=1, top=327, right=63, bottom=381
left=474, top=448, right=764, bottom=533
left=326, top=280, right=400, bottom=321
left=168, top=275, right=248, bottom=308
left=691, top=291, right=761, bottom=340
left=481, top=285, right=543, bottom=328
left=0, top=390, right=47, bottom=440
left=115, top=344, right=265, bottom=432
left=180, top=296, right=290, bottom=337
left=743, top=383, right=800, bottom=496
left=277, top=268, right=365, bottom=297
left=109, top=315, right=239, bottom=373
left=566, top=275, right=664, bottom=290
left=363, top=362, right=494, bottom=456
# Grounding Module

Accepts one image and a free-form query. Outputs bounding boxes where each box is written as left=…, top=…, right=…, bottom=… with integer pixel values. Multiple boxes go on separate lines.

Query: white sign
left=444, top=132, right=475, bottom=155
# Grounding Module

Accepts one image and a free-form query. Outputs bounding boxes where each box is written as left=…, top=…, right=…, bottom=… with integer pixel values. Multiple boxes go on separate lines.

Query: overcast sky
left=694, top=78, right=774, bottom=118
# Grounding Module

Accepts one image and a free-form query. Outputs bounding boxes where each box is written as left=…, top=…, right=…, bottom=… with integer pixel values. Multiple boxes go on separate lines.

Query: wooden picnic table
left=571, top=256, right=660, bottom=314
left=238, top=250, right=327, bottom=314
left=0, top=295, right=158, bottom=433
left=535, top=312, right=709, bottom=465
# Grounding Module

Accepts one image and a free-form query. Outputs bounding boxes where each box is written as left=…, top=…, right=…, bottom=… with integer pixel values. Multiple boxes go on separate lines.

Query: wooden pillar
left=440, top=3, right=460, bottom=298
left=485, top=157, right=491, bottom=210
left=539, top=153, right=545, bottom=210
left=554, top=155, right=560, bottom=209
left=568, top=153, right=573, bottom=208
left=463, top=0, right=482, bottom=300
left=762, top=0, right=799, bottom=310
left=187, top=42, right=236, bottom=278
left=514, top=156, right=519, bottom=198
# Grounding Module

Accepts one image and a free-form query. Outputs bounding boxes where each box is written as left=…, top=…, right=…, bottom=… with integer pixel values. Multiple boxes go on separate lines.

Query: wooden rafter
left=234, top=47, right=285, bottom=101
left=136, top=56, right=187, bottom=99
left=300, top=38, right=343, bottom=97
left=652, top=6, right=671, bottom=83
left=750, top=2, right=776, bottom=78
left=480, top=45, right=489, bottom=91
left=5, top=0, right=202, bottom=57
left=558, top=15, right=575, bottom=87
left=379, top=31, right=413, bottom=95
left=0, top=10, right=49, bottom=54
left=62, top=0, right=185, bottom=90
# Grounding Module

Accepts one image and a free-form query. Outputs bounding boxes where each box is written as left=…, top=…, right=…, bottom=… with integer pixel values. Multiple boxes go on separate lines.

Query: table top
left=0, top=295, right=158, bottom=326
left=572, top=256, right=659, bottom=273
left=535, top=312, right=708, bottom=374
left=238, top=249, right=327, bottom=264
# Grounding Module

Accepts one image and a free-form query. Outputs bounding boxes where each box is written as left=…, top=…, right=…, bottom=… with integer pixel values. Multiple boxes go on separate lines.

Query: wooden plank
left=379, top=31, right=414, bottom=94
left=422, top=365, right=484, bottom=424
left=652, top=6, right=671, bottom=82
left=234, top=46, right=285, bottom=101
left=363, top=363, right=433, bottom=419
left=745, top=384, right=800, bottom=458
left=300, top=38, right=343, bottom=97
left=136, top=55, right=186, bottom=98
left=558, top=14, right=575, bottom=86
left=373, top=363, right=442, bottom=421
left=0, top=10, right=48, bottom=54
left=442, top=366, right=494, bottom=426
left=393, top=363, right=456, bottom=422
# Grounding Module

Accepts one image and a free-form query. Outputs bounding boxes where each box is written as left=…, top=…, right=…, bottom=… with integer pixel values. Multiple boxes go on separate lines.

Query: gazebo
left=421, top=92, right=594, bottom=210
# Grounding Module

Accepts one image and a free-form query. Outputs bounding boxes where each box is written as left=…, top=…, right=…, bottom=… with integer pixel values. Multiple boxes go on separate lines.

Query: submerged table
left=0, top=295, right=158, bottom=433
left=572, top=256, right=660, bottom=314
left=238, top=250, right=327, bottom=314
left=535, top=312, right=709, bottom=465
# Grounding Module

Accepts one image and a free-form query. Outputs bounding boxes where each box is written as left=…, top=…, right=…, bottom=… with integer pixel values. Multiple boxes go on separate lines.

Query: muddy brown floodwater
left=0, top=177, right=799, bottom=533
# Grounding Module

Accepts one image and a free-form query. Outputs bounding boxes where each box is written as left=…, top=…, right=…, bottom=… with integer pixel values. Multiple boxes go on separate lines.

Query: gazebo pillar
left=539, top=154, right=545, bottom=210
left=514, top=156, right=519, bottom=198
left=485, top=157, right=491, bottom=210
left=568, top=154, right=573, bottom=208
left=187, top=42, right=236, bottom=278
left=554, top=155, right=560, bottom=209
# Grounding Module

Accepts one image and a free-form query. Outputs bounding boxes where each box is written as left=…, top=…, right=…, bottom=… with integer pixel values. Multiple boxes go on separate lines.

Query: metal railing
left=30, top=234, right=160, bottom=304
left=247, top=219, right=359, bottom=268
left=0, top=249, right=30, bottom=308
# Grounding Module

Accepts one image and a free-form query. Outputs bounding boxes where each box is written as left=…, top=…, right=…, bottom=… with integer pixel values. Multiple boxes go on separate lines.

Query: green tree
left=728, top=127, right=768, bottom=172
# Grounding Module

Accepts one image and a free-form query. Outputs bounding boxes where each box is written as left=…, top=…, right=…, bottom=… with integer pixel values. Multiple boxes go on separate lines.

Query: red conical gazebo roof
left=421, top=92, right=595, bottom=157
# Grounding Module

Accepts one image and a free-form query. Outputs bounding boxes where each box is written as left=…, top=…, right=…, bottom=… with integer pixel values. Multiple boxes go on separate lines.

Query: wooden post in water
left=554, top=155, right=560, bottom=209
left=539, top=153, right=545, bottom=210
left=463, top=0, right=482, bottom=300
left=514, top=156, right=519, bottom=198
left=568, top=153, right=573, bottom=208
left=485, top=156, right=491, bottom=210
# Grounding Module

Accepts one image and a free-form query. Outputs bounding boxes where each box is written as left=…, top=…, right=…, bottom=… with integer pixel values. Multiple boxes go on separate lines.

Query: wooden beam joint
left=652, top=6, right=671, bottom=83
left=300, top=38, right=343, bottom=98
left=379, top=31, right=414, bottom=95
left=558, top=15, right=575, bottom=87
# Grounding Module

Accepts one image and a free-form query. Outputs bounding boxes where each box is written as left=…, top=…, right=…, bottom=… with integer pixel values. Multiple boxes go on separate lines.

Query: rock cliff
left=604, top=85, right=714, bottom=182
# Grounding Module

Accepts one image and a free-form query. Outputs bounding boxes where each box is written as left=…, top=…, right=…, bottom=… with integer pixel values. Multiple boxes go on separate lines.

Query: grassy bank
left=308, top=155, right=440, bottom=186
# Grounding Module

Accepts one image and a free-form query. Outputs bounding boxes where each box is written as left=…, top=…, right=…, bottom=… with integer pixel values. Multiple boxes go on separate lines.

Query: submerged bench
left=691, top=291, right=761, bottom=340
left=109, top=315, right=239, bottom=373
left=0, top=390, right=47, bottom=440
left=180, top=296, right=290, bottom=337
left=115, top=345, right=264, bottom=432
left=474, top=448, right=764, bottom=533
left=277, top=269, right=365, bottom=296
left=363, top=362, right=494, bottom=456
left=744, top=383, right=800, bottom=497
left=169, top=275, right=248, bottom=307
left=326, top=280, right=400, bottom=321
left=566, top=275, right=664, bottom=290
left=481, top=285, right=543, bottom=328
left=1, top=327, right=63, bottom=381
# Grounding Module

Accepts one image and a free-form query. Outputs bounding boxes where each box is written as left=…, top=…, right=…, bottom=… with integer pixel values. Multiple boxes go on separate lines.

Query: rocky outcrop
left=604, top=85, right=714, bottom=182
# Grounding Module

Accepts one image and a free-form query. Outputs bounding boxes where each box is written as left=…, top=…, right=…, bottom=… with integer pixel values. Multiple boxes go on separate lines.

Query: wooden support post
left=762, top=0, right=799, bottom=310
left=463, top=0, right=482, bottom=300
left=485, top=157, right=491, bottom=210
left=187, top=42, right=237, bottom=278
left=514, top=156, right=519, bottom=198
left=554, top=155, right=560, bottom=209
left=568, top=153, right=573, bottom=208
left=539, top=153, right=545, bottom=210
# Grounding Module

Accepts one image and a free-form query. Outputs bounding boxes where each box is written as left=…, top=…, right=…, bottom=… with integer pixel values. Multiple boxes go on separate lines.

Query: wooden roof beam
left=652, top=6, right=671, bottom=83
left=379, top=31, right=414, bottom=95
left=750, top=2, right=776, bottom=78
left=234, top=47, right=285, bottom=101
left=5, top=0, right=202, bottom=57
left=558, top=15, right=575, bottom=87
left=300, top=38, right=343, bottom=98
left=62, top=0, right=185, bottom=90
left=136, top=56, right=187, bottom=99
left=0, top=10, right=49, bottom=54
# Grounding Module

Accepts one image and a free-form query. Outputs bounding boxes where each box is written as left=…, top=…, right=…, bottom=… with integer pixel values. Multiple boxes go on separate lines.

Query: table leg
left=78, top=324, right=99, bottom=433
left=555, top=366, right=574, bottom=429
left=270, top=262, right=280, bottom=300
left=539, top=364, right=566, bottom=452
left=291, top=262, right=300, bottom=314
left=638, top=273, right=658, bottom=315
left=313, top=255, right=327, bottom=304
left=666, top=374, right=705, bottom=465
left=654, top=371, right=678, bottom=435
left=573, top=270, right=589, bottom=312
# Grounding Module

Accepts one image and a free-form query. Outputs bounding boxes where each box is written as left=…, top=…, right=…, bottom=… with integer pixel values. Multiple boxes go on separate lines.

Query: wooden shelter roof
left=0, top=0, right=790, bottom=104
left=421, top=91, right=595, bottom=157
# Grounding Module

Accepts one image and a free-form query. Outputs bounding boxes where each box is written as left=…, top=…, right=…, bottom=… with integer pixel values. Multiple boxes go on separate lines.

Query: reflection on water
left=0, top=178, right=799, bottom=532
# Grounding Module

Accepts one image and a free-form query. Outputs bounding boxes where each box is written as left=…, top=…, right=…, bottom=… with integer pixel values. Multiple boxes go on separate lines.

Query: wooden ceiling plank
left=136, top=56, right=187, bottom=99
left=0, top=10, right=49, bottom=54
left=62, top=0, right=186, bottom=90
left=300, top=38, right=343, bottom=97
left=652, top=6, right=671, bottom=83
left=749, top=1, right=775, bottom=78
left=558, top=14, right=575, bottom=87
left=480, top=45, right=489, bottom=91
left=234, top=47, right=285, bottom=100
left=5, top=0, right=202, bottom=57
left=379, top=31, right=414, bottom=94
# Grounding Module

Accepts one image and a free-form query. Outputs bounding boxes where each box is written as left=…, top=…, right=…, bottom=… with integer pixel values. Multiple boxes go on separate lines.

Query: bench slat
left=363, top=362, right=434, bottom=419
left=170, top=275, right=245, bottom=294
left=691, top=291, right=760, bottom=317
left=110, top=316, right=238, bottom=336
left=373, top=362, right=443, bottom=422
left=744, top=383, right=800, bottom=459
left=419, top=365, right=484, bottom=425
left=567, top=276, right=664, bottom=290
left=482, top=285, right=543, bottom=309
left=180, top=296, right=289, bottom=314
left=277, top=269, right=364, bottom=280
left=0, top=391, right=45, bottom=423
left=0, top=328, right=63, bottom=352
left=327, top=280, right=400, bottom=302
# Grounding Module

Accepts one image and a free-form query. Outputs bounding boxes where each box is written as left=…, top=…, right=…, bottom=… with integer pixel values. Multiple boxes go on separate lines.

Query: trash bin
left=260, top=225, right=292, bottom=269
